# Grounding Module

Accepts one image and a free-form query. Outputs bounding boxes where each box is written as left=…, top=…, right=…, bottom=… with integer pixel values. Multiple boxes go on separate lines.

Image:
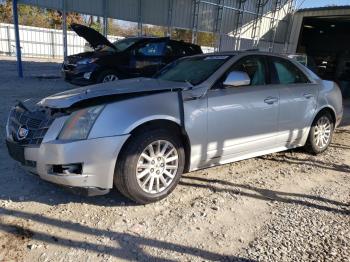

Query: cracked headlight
left=58, top=105, right=104, bottom=140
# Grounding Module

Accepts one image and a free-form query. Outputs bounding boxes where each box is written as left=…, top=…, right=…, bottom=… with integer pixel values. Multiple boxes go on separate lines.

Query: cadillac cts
left=6, top=52, right=343, bottom=204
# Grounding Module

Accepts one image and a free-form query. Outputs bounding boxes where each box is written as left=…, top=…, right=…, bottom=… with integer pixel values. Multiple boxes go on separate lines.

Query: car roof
left=120, top=36, right=200, bottom=47
left=189, top=50, right=290, bottom=59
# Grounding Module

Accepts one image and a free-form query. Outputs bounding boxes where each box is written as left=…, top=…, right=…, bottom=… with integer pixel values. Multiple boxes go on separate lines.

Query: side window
left=137, top=42, right=166, bottom=57
left=230, top=56, right=267, bottom=86
left=169, top=42, right=187, bottom=56
left=271, top=57, right=310, bottom=84
left=164, top=44, right=173, bottom=56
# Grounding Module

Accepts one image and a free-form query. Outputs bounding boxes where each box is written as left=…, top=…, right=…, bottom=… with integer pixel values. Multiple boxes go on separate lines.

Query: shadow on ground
left=180, top=176, right=350, bottom=216
left=0, top=207, right=253, bottom=261
left=0, top=58, right=62, bottom=78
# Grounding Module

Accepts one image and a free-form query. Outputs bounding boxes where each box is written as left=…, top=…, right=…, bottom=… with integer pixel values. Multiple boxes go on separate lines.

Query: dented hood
left=39, top=78, right=191, bottom=109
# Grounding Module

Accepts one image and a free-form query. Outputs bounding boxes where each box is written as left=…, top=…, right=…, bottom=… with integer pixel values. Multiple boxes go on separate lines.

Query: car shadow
left=258, top=151, right=350, bottom=174
left=0, top=58, right=62, bottom=78
left=0, top=207, right=254, bottom=262
left=179, top=176, right=350, bottom=216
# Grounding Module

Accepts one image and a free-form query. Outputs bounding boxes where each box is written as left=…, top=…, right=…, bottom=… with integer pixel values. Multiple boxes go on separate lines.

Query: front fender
left=88, top=91, right=182, bottom=138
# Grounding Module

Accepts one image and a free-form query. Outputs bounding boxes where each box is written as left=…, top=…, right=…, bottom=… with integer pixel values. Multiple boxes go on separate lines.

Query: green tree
left=143, top=25, right=166, bottom=37
left=0, top=0, right=83, bottom=29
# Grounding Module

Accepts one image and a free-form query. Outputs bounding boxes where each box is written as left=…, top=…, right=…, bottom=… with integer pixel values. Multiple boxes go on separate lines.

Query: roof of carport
left=17, top=0, right=288, bottom=34
left=297, top=5, right=350, bottom=13
left=18, top=0, right=206, bottom=32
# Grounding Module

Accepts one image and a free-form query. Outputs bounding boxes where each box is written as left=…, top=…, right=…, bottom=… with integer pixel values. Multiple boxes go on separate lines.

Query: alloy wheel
left=136, top=140, right=179, bottom=194
left=314, top=116, right=332, bottom=149
left=102, top=74, right=118, bottom=82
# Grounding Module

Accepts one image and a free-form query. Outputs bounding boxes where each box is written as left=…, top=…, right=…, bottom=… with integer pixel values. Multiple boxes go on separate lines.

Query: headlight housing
left=76, top=58, right=99, bottom=65
left=58, top=105, right=104, bottom=140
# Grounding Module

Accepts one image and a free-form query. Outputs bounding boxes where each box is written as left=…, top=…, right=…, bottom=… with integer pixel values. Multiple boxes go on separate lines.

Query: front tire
left=114, top=128, right=185, bottom=204
left=305, top=111, right=334, bottom=154
left=96, top=70, right=119, bottom=83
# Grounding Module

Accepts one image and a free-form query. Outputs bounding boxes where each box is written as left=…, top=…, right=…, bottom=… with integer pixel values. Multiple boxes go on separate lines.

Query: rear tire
left=114, top=128, right=185, bottom=204
left=305, top=111, right=334, bottom=154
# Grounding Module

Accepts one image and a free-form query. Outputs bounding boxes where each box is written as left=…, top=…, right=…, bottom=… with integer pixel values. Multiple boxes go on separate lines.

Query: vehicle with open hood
left=62, top=23, right=202, bottom=86
left=6, top=51, right=343, bottom=204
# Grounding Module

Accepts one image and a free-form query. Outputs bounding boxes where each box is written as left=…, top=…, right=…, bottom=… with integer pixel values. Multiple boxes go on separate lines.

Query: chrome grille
left=8, top=106, right=54, bottom=146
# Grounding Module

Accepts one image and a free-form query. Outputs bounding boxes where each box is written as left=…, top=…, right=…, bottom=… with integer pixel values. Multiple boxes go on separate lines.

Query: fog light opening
left=83, top=72, right=92, bottom=80
left=51, top=163, right=83, bottom=175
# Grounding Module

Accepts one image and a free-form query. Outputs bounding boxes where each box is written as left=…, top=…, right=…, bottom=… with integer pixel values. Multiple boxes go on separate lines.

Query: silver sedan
left=6, top=51, right=343, bottom=203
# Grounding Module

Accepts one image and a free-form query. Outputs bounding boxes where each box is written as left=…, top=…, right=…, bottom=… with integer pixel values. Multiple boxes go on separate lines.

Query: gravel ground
left=0, top=57, right=349, bottom=262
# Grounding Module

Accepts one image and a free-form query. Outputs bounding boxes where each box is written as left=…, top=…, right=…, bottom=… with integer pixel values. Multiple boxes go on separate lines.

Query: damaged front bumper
left=6, top=103, right=129, bottom=195
left=6, top=135, right=129, bottom=195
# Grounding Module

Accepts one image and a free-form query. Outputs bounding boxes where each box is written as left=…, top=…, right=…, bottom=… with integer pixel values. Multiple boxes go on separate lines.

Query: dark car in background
left=288, top=54, right=318, bottom=74
left=62, top=24, right=202, bottom=86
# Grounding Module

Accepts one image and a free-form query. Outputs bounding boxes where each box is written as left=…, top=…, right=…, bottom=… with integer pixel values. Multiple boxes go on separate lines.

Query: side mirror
left=223, top=71, right=250, bottom=87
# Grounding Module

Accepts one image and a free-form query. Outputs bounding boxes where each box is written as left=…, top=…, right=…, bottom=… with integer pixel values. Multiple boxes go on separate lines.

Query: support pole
left=233, top=0, right=247, bottom=50
left=103, top=0, right=108, bottom=37
left=268, top=0, right=281, bottom=52
left=213, top=0, right=223, bottom=52
left=138, top=0, right=143, bottom=36
left=283, top=0, right=296, bottom=53
left=191, top=0, right=200, bottom=44
left=12, top=0, right=23, bottom=78
left=167, top=0, right=173, bottom=37
left=62, top=0, right=68, bottom=60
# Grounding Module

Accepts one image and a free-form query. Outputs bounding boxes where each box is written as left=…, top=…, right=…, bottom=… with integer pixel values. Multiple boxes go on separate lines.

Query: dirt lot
left=0, top=57, right=349, bottom=262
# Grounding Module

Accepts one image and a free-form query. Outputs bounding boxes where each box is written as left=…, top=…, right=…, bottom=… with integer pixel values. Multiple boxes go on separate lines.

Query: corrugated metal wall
left=18, top=0, right=295, bottom=52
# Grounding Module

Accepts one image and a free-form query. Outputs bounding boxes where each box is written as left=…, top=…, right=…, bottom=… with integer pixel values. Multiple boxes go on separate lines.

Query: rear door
left=162, top=41, right=184, bottom=66
left=268, top=56, right=318, bottom=146
left=131, top=40, right=167, bottom=77
left=206, top=55, right=279, bottom=161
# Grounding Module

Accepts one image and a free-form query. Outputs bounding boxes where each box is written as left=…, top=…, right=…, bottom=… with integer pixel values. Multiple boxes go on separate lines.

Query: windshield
left=100, top=38, right=140, bottom=52
left=155, top=55, right=231, bottom=85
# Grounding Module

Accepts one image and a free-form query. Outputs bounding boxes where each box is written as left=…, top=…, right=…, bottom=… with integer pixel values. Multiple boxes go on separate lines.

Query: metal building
left=286, top=5, right=350, bottom=97
left=287, top=6, right=350, bottom=54
left=12, top=0, right=296, bottom=77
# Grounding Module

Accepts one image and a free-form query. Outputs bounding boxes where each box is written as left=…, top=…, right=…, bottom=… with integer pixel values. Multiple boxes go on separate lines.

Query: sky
left=297, top=0, right=350, bottom=9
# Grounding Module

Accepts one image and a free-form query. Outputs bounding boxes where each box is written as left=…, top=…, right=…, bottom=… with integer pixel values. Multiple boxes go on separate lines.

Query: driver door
left=206, top=55, right=279, bottom=161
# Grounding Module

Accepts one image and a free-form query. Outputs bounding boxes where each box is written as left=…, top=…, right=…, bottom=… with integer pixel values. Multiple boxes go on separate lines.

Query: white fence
left=0, top=23, right=124, bottom=58
left=0, top=23, right=215, bottom=59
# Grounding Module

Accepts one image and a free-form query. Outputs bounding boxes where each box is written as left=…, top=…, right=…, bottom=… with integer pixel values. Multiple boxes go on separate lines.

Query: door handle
left=264, top=97, right=278, bottom=104
left=303, top=93, right=314, bottom=99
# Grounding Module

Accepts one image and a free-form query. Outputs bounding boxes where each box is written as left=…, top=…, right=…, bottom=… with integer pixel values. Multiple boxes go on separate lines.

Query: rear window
left=184, top=44, right=202, bottom=55
left=170, top=41, right=202, bottom=56
left=271, top=57, right=310, bottom=84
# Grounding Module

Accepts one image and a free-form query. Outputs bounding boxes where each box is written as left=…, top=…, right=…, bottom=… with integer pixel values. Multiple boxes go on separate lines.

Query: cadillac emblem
left=16, top=125, right=29, bottom=140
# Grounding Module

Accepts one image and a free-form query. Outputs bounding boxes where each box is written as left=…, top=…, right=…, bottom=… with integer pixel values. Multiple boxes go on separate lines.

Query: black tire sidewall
left=117, top=129, right=185, bottom=204
left=308, top=112, right=334, bottom=154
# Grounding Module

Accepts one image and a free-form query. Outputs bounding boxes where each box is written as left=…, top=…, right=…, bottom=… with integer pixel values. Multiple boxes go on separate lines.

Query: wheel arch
left=304, top=106, right=336, bottom=154
left=313, top=106, right=336, bottom=125
left=300, top=105, right=337, bottom=147
left=94, top=68, right=122, bottom=82
left=117, top=119, right=191, bottom=173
